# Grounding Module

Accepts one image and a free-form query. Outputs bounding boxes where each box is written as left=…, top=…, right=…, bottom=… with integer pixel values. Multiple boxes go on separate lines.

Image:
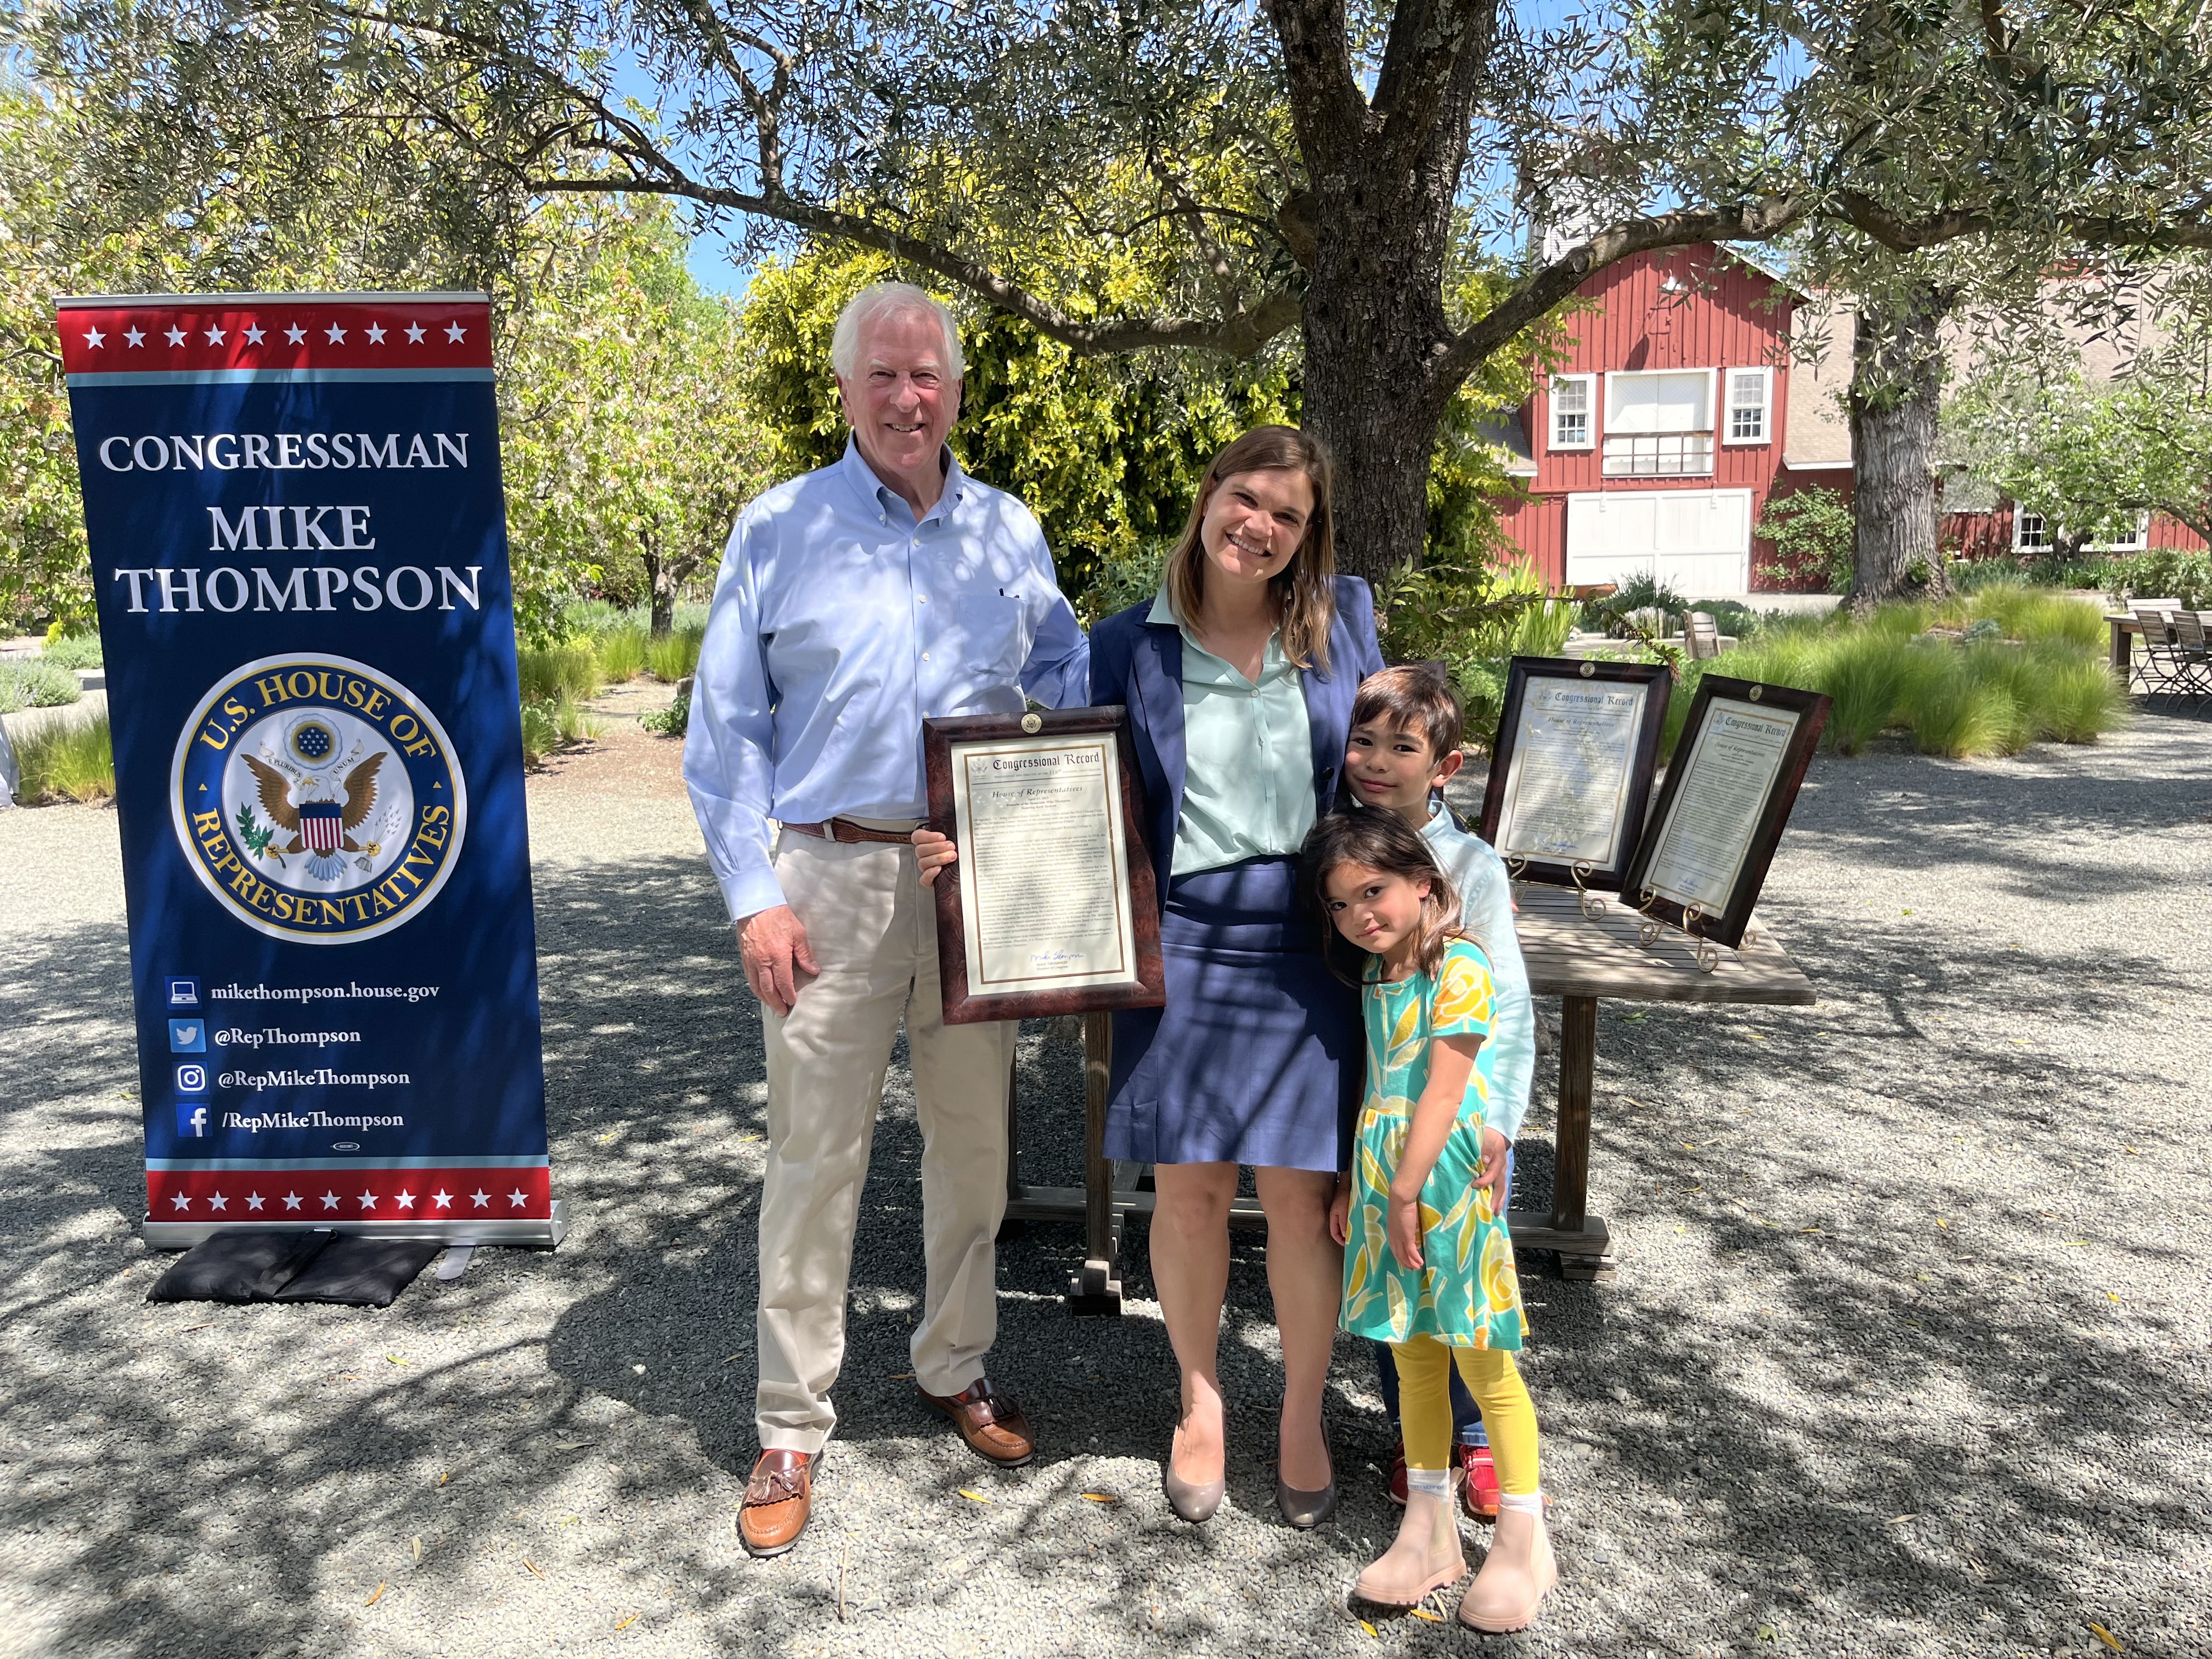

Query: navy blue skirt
left=1105, top=856, right=1362, bottom=1172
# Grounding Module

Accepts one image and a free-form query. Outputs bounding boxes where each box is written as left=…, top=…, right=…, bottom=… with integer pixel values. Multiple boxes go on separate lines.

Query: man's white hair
left=830, top=281, right=964, bottom=382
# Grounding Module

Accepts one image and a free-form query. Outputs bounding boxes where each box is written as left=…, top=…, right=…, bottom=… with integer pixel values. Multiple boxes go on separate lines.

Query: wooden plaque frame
left=1620, top=675, right=1830, bottom=950
left=923, top=706, right=1166, bottom=1025
left=1477, top=656, right=1672, bottom=894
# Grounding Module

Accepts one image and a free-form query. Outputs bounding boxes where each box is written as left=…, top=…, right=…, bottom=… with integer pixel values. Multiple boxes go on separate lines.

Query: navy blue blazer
left=1090, top=574, right=1386, bottom=906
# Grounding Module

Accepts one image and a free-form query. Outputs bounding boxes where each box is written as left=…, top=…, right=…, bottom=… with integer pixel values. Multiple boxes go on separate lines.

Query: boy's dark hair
left=1300, top=809, right=1460, bottom=983
left=1350, top=663, right=1464, bottom=762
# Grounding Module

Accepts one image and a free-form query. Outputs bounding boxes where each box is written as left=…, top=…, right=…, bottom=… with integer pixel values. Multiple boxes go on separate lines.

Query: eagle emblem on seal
left=241, top=751, right=387, bottom=879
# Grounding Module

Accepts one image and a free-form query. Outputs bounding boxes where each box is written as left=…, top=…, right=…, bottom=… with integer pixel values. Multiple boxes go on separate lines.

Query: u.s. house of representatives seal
left=170, top=652, right=467, bottom=943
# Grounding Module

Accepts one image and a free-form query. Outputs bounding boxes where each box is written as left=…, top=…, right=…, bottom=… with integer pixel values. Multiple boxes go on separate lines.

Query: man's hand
left=1476, top=1127, right=1511, bottom=1215
left=738, top=904, right=819, bottom=1017
left=912, top=827, right=958, bottom=886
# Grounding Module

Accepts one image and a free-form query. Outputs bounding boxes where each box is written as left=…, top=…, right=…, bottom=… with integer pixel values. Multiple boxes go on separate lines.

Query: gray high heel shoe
left=1163, top=1461, right=1226, bottom=1523
left=1275, top=1429, right=1337, bottom=1529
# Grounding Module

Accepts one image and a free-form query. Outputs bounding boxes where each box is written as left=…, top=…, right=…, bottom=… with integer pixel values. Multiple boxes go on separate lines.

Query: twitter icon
left=168, top=1019, right=206, bottom=1053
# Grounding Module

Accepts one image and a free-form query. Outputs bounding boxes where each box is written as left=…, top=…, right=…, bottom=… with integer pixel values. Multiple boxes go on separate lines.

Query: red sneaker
left=1387, top=1440, right=1407, bottom=1506
left=1459, top=1441, right=1500, bottom=1521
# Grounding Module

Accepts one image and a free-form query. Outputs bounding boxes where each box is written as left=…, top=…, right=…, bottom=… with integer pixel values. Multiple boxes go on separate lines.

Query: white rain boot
left=1458, top=1502, right=1558, bottom=1632
left=1353, top=1485, right=1465, bottom=1607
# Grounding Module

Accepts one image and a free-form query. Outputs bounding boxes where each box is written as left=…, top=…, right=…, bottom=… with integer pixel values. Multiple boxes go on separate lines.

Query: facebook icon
left=176, top=1102, right=210, bottom=1138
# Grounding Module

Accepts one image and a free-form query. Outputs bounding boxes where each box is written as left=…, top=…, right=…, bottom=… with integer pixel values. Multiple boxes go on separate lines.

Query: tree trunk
left=1847, top=287, right=1949, bottom=612
left=645, top=552, right=675, bottom=638
left=1268, top=0, right=1492, bottom=594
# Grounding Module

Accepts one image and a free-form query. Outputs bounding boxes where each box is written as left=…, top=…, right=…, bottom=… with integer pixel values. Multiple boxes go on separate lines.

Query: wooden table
left=1001, top=883, right=1815, bottom=1312
left=2107, top=613, right=2141, bottom=679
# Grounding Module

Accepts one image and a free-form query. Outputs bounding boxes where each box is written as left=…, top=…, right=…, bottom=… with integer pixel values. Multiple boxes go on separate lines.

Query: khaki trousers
left=754, top=827, right=1015, bottom=1453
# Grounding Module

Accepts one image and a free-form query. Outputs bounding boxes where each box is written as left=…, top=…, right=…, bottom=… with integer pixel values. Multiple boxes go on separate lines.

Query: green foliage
left=1374, top=552, right=1576, bottom=748
left=1754, top=488, right=1855, bottom=593
left=40, top=634, right=102, bottom=669
left=594, top=626, right=648, bottom=684
left=0, top=656, right=83, bottom=713
left=12, top=713, right=114, bottom=802
left=640, top=693, right=690, bottom=737
left=1084, top=543, right=1171, bottom=626
left=1673, top=589, right=2123, bottom=761
left=517, top=644, right=602, bottom=704
left=517, top=690, right=602, bottom=764
left=645, top=628, right=704, bottom=683
left=1949, top=367, right=2212, bottom=554
left=2107, top=549, right=2212, bottom=610
left=502, top=196, right=768, bottom=639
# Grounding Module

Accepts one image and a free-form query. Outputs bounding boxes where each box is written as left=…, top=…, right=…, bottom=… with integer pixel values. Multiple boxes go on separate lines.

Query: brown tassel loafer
left=738, top=1447, right=819, bottom=1558
left=919, top=1377, right=1036, bottom=1467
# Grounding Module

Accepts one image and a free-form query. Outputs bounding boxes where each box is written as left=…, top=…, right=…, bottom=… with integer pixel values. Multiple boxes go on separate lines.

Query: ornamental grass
left=645, top=626, right=704, bottom=682
left=12, top=713, right=115, bottom=803
left=1662, top=588, right=2124, bottom=761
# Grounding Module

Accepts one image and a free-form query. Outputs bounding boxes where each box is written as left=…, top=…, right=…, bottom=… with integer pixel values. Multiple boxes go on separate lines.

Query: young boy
left=1342, top=663, right=1537, bottom=1521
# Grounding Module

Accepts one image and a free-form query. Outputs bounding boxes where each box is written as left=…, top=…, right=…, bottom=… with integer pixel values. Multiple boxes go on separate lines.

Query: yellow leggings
left=1391, top=1337, right=1540, bottom=1496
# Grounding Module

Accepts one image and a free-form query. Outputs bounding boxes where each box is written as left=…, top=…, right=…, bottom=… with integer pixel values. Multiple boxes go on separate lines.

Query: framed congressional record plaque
left=923, top=707, right=1166, bottom=1025
left=1621, top=676, right=1830, bottom=950
left=1477, top=657, right=1671, bottom=894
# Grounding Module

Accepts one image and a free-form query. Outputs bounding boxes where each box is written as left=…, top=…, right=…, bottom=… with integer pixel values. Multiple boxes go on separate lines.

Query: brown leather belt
left=781, top=818, right=917, bottom=846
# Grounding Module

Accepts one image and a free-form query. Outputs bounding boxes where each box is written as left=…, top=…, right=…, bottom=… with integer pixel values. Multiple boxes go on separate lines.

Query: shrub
left=1084, top=541, right=1169, bottom=626
left=41, top=634, right=103, bottom=669
left=1754, top=486, right=1855, bottom=592
left=2034, top=653, right=2127, bottom=742
left=0, top=656, right=83, bottom=713
left=2110, top=548, right=2212, bottom=609
left=641, top=692, right=691, bottom=737
left=646, top=627, right=704, bottom=682
left=12, top=713, right=115, bottom=802
left=1576, top=571, right=1686, bottom=632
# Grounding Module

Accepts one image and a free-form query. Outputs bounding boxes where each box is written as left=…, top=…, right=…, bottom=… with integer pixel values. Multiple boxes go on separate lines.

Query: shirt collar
left=1421, top=799, right=1452, bottom=842
left=841, top=436, right=966, bottom=529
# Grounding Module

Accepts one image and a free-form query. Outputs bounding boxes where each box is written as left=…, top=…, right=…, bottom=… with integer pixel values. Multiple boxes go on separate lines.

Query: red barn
left=1489, top=244, right=1819, bottom=597
left=1485, top=243, right=2205, bottom=590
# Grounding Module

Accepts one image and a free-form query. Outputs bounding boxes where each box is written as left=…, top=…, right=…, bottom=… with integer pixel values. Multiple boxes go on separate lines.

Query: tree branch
left=533, top=175, right=1304, bottom=357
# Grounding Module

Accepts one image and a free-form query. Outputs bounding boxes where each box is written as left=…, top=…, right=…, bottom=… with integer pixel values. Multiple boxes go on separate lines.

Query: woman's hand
left=1328, top=1172, right=1353, bottom=1247
left=912, top=827, right=958, bottom=886
left=1476, top=1127, right=1511, bottom=1214
left=1386, top=1189, right=1425, bottom=1272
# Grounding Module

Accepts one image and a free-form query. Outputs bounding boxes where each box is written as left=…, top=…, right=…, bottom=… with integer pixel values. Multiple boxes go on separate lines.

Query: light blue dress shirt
left=1423, top=803, right=1536, bottom=1144
left=684, top=439, right=1090, bottom=921
left=1148, top=588, right=1317, bottom=876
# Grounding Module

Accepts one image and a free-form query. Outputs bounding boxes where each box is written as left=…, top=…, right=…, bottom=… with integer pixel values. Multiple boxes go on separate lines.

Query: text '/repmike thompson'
left=95, top=427, right=487, bottom=616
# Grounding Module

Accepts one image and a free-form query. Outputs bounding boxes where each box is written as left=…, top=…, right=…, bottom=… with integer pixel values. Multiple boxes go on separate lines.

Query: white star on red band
left=82, top=326, right=104, bottom=348
left=283, top=1193, right=302, bottom=1210
left=207, top=1192, right=228, bottom=1212
left=433, top=1190, right=453, bottom=1209
left=471, top=1190, right=490, bottom=1209
left=246, top=1193, right=264, bottom=1211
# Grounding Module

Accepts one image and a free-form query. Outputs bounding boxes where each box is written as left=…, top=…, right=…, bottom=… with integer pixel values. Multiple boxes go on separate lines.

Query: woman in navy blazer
left=1089, top=426, right=1384, bottom=1528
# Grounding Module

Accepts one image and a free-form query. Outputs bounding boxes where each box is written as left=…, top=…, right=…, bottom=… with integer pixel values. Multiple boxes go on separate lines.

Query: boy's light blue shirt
left=1423, top=801, right=1535, bottom=1144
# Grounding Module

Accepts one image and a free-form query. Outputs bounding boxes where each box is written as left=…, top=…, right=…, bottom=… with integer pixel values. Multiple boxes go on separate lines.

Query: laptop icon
left=166, top=978, right=201, bottom=1008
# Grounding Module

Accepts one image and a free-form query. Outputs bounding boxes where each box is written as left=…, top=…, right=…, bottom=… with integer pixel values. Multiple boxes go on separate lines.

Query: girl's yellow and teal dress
left=1341, top=938, right=1528, bottom=1349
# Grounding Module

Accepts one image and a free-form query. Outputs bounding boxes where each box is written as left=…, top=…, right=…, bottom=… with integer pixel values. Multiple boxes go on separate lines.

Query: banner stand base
left=140, top=1197, right=567, bottom=1252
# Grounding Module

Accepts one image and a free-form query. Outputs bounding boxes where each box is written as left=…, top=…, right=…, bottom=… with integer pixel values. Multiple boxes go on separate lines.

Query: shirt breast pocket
left=955, top=591, right=1026, bottom=679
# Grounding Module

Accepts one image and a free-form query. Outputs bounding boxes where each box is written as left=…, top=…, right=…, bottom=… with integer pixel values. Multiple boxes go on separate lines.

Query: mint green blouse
left=1150, top=589, right=1317, bottom=876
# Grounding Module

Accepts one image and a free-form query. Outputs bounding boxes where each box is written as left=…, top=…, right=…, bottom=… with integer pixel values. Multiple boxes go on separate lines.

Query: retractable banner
left=58, top=292, right=560, bottom=1246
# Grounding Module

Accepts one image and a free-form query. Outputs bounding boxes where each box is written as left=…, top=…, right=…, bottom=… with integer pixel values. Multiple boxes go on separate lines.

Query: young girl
left=1303, top=810, right=1557, bottom=1632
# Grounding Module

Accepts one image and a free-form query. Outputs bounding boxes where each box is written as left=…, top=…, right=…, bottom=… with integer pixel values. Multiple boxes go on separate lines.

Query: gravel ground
left=2, top=692, right=2209, bottom=1659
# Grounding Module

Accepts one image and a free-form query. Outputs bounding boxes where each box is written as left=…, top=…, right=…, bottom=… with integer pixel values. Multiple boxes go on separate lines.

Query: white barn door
left=1565, top=489, right=1753, bottom=595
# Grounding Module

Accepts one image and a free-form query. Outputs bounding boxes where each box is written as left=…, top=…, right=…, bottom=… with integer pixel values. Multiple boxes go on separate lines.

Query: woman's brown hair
left=1300, top=810, right=1462, bottom=984
left=1163, top=425, right=1339, bottom=674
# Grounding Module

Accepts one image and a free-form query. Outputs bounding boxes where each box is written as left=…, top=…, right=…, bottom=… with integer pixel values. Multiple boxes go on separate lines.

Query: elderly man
left=684, top=281, right=1089, bottom=1558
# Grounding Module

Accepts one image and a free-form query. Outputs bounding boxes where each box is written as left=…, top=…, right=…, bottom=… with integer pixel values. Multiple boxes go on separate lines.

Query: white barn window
left=1724, top=369, right=1772, bottom=443
left=2013, top=511, right=2051, bottom=551
left=1550, top=374, right=1595, bottom=450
